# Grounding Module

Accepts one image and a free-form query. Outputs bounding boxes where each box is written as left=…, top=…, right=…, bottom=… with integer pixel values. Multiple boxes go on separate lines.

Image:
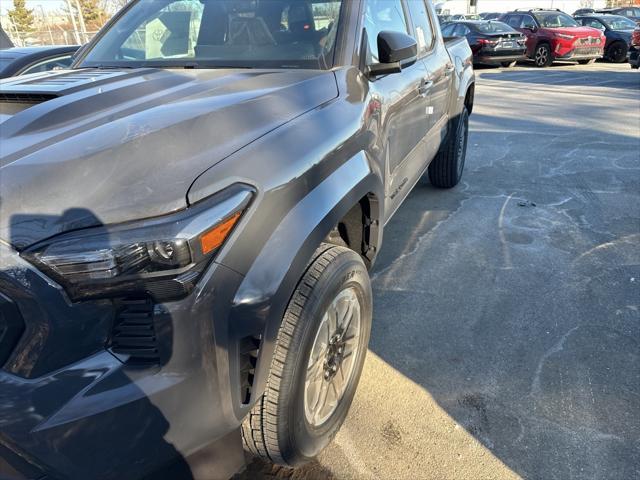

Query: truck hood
left=0, top=68, right=337, bottom=249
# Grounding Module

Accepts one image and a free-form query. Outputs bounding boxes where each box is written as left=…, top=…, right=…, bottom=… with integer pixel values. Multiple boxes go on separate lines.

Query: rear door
left=409, top=0, right=453, bottom=161
left=518, top=14, right=539, bottom=56
left=362, top=0, right=432, bottom=221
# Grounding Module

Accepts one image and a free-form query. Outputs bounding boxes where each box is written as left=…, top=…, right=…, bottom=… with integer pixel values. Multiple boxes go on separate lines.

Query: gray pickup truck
left=0, top=1, right=473, bottom=479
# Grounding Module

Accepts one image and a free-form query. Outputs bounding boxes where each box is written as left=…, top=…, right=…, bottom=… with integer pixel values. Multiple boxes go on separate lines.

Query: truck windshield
left=533, top=12, right=579, bottom=28
left=80, top=0, right=344, bottom=70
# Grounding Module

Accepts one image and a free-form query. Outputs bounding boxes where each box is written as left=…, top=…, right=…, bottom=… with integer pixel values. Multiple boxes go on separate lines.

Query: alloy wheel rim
left=304, top=287, right=361, bottom=427
left=536, top=47, right=548, bottom=66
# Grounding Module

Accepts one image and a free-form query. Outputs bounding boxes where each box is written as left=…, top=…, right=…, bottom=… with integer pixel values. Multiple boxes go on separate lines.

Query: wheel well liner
left=326, top=193, right=380, bottom=268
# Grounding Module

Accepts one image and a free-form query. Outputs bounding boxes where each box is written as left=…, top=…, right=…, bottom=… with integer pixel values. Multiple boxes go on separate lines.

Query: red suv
left=501, top=9, right=606, bottom=67
left=629, top=26, right=640, bottom=68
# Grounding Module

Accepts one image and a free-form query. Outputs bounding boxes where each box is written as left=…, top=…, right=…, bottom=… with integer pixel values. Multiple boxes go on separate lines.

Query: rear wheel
left=578, top=58, right=596, bottom=65
left=427, top=106, right=469, bottom=189
left=534, top=43, right=553, bottom=67
left=501, top=60, right=517, bottom=68
left=606, top=42, right=627, bottom=63
left=242, top=244, right=372, bottom=467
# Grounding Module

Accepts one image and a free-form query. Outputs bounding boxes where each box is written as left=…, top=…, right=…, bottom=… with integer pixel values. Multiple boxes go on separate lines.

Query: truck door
left=362, top=0, right=432, bottom=222
left=407, top=0, right=451, bottom=162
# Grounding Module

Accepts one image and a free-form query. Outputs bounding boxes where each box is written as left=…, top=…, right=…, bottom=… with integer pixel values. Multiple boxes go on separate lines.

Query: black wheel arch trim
left=222, top=152, right=383, bottom=420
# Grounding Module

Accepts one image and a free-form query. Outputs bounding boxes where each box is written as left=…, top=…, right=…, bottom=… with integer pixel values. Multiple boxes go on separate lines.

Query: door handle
left=418, top=79, right=433, bottom=97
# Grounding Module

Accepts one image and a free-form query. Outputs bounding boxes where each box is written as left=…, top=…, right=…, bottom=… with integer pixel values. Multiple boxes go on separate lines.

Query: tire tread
left=428, top=107, right=469, bottom=188
left=241, top=243, right=347, bottom=465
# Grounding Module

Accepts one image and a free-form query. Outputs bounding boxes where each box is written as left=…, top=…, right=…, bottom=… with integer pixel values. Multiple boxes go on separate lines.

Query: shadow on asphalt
left=362, top=69, right=639, bottom=479
left=480, top=68, right=639, bottom=89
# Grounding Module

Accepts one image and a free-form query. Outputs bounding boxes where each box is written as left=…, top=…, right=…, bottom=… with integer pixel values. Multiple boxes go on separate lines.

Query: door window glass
left=520, top=15, right=536, bottom=29
left=505, top=15, right=522, bottom=28
left=363, top=0, right=409, bottom=63
left=583, top=19, right=605, bottom=30
left=406, top=0, right=434, bottom=55
left=453, top=24, right=469, bottom=36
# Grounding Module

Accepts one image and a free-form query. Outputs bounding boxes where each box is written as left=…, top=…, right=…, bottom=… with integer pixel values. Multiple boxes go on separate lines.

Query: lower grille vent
left=110, top=298, right=159, bottom=364
left=239, top=334, right=262, bottom=404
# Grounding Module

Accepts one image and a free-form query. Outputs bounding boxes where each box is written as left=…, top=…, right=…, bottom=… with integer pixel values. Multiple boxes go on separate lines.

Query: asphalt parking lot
left=239, top=62, right=640, bottom=479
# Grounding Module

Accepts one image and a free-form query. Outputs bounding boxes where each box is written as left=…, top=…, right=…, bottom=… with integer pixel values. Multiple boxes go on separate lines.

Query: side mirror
left=524, top=24, right=538, bottom=32
left=368, top=30, right=418, bottom=77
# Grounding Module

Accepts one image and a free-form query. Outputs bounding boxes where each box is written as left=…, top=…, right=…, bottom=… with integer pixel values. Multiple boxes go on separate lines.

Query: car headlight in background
left=22, top=184, right=253, bottom=302
left=554, top=33, right=575, bottom=41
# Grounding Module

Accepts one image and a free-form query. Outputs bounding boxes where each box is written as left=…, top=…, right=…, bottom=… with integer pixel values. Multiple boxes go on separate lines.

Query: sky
left=1, top=0, right=66, bottom=15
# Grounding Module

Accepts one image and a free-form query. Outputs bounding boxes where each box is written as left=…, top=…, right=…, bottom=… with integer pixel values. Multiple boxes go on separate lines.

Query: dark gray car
left=0, top=0, right=474, bottom=478
left=0, top=46, right=79, bottom=79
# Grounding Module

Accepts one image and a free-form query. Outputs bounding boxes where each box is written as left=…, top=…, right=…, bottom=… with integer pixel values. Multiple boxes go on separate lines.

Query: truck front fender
left=221, top=151, right=382, bottom=420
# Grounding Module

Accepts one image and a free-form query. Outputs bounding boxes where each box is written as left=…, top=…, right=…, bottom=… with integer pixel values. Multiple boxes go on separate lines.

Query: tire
left=606, top=42, right=627, bottom=63
left=427, top=106, right=469, bottom=188
left=578, top=58, right=596, bottom=65
left=501, top=60, right=517, bottom=68
left=533, top=43, right=553, bottom=67
left=242, top=244, right=372, bottom=467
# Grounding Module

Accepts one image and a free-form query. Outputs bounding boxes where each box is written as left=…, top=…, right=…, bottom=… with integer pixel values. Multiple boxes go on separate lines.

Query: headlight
left=22, top=185, right=253, bottom=302
left=554, top=33, right=575, bottom=40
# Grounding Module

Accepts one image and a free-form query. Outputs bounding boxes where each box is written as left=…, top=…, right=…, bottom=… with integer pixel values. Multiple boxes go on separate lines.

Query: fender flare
left=225, top=151, right=383, bottom=419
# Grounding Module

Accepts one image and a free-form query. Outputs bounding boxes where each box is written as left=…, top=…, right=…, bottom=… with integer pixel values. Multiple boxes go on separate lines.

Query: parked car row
left=440, top=7, right=639, bottom=69
left=573, top=6, right=640, bottom=25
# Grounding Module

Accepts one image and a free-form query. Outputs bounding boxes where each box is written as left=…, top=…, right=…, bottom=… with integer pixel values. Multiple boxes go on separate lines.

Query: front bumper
left=555, top=45, right=604, bottom=60
left=0, top=243, right=247, bottom=480
left=475, top=53, right=526, bottom=64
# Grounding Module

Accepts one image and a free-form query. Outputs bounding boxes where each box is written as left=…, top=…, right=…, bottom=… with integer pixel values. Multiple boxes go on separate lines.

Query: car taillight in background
left=478, top=38, right=499, bottom=47
left=632, top=28, right=640, bottom=47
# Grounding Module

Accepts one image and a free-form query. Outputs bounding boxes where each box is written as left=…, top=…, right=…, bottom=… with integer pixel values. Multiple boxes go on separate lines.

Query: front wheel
left=534, top=44, right=553, bottom=67
left=242, top=244, right=372, bottom=467
left=606, top=42, right=627, bottom=63
left=427, top=106, right=469, bottom=188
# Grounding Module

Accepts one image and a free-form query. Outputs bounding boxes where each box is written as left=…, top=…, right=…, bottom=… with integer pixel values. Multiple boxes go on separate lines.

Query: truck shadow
left=363, top=110, right=640, bottom=480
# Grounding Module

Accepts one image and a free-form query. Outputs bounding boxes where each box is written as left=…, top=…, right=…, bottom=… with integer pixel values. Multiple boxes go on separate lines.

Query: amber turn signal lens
left=200, top=211, right=242, bottom=255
